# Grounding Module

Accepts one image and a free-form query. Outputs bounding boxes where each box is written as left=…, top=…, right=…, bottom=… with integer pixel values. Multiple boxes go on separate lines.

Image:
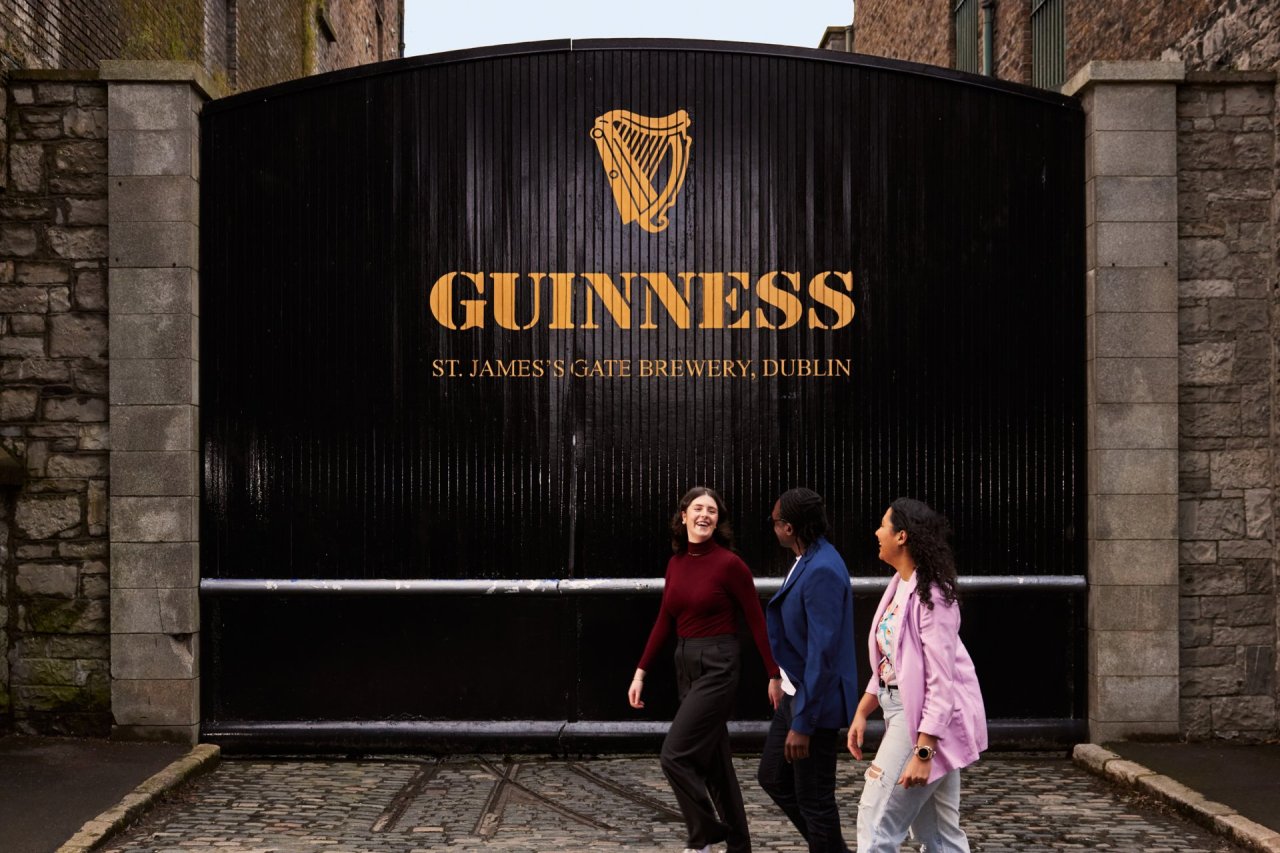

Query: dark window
left=1032, top=0, right=1065, bottom=89
left=954, top=0, right=979, bottom=73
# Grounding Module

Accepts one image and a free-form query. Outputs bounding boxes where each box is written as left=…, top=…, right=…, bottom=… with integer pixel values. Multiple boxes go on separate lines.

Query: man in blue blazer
left=758, top=488, right=859, bottom=853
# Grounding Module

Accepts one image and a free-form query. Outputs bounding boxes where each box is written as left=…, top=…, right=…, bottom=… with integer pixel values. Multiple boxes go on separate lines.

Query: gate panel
left=201, top=42, right=1084, bottom=742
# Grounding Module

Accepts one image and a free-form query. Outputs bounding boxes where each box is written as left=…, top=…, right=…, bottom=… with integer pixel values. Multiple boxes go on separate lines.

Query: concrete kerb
left=1072, top=744, right=1280, bottom=853
left=54, top=743, right=220, bottom=853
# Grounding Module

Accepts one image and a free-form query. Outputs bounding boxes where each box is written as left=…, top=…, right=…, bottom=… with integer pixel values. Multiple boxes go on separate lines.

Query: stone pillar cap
left=1062, top=60, right=1186, bottom=97
left=98, top=60, right=227, bottom=100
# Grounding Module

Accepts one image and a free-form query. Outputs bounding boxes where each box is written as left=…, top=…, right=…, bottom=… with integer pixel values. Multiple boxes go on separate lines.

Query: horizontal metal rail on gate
left=200, top=575, right=1087, bottom=595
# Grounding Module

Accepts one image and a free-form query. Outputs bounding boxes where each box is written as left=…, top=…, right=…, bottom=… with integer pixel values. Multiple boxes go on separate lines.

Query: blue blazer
left=766, top=536, right=860, bottom=735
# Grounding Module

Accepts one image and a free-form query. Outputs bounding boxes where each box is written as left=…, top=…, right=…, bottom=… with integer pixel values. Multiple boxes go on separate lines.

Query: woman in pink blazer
left=847, top=498, right=987, bottom=852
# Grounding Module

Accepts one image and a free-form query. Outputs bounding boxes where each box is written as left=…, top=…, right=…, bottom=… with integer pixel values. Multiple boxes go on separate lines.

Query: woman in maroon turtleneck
left=629, top=486, right=782, bottom=853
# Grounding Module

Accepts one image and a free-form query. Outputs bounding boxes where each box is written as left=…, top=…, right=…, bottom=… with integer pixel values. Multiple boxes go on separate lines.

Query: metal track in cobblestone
left=103, top=754, right=1246, bottom=852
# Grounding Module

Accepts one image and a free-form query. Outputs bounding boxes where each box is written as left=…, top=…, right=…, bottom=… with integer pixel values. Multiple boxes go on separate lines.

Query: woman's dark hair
left=889, top=497, right=959, bottom=609
left=670, top=486, right=735, bottom=551
left=778, top=487, right=828, bottom=550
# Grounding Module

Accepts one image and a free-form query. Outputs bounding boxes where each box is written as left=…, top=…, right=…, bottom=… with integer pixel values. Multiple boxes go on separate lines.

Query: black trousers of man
left=661, top=635, right=751, bottom=853
left=757, top=693, right=850, bottom=853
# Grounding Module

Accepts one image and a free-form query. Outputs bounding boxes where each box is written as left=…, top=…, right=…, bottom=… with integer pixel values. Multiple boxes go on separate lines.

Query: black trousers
left=757, top=693, right=850, bottom=853
left=661, top=635, right=751, bottom=853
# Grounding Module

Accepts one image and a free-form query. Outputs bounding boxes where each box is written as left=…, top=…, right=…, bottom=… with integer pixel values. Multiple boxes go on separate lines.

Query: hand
left=847, top=714, right=867, bottom=760
left=897, top=756, right=930, bottom=788
left=767, top=679, right=784, bottom=710
left=628, top=679, right=644, bottom=709
left=784, top=730, right=810, bottom=763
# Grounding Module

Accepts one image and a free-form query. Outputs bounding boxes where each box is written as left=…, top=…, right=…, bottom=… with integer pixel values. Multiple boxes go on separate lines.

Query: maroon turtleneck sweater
left=637, top=539, right=780, bottom=676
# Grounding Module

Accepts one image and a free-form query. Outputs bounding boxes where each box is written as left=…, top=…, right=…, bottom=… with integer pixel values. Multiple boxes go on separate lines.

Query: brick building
left=849, top=0, right=1280, bottom=741
left=0, top=0, right=403, bottom=736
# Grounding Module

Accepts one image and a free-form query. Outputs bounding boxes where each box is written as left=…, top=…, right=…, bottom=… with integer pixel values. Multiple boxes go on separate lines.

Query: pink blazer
left=865, top=572, right=988, bottom=783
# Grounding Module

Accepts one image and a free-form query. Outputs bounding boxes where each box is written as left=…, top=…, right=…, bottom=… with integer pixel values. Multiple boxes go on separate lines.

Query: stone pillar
left=102, top=61, right=218, bottom=743
left=1064, top=61, right=1185, bottom=742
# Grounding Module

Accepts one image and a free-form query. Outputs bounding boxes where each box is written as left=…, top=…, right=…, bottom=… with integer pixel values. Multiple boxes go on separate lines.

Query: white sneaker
left=681, top=847, right=712, bottom=853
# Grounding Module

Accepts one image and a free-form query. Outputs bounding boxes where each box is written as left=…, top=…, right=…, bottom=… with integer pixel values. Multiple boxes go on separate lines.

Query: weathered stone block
left=1180, top=646, right=1234, bottom=667
left=63, top=107, right=106, bottom=139
left=1091, top=630, right=1178, bottom=676
left=1094, top=176, right=1177, bottom=222
left=46, top=227, right=107, bottom=261
left=43, top=395, right=106, bottom=423
left=1211, top=695, right=1275, bottom=732
left=108, top=268, right=194, bottom=314
left=86, top=479, right=107, bottom=536
left=1093, top=130, right=1176, bottom=176
left=110, top=451, right=197, bottom=496
left=11, top=658, right=78, bottom=687
left=1089, top=673, right=1179, bottom=722
left=48, top=314, right=107, bottom=358
left=109, top=175, right=199, bottom=224
left=111, top=542, right=199, bottom=589
left=66, top=198, right=108, bottom=225
left=111, top=587, right=198, bottom=634
left=110, top=359, right=196, bottom=405
left=1209, top=298, right=1268, bottom=332
left=109, top=495, right=195, bottom=543
left=1242, top=646, right=1274, bottom=694
left=1096, top=221, right=1177, bottom=267
left=1179, top=497, right=1246, bottom=540
left=109, top=314, right=193, bottom=360
left=0, top=284, right=48, bottom=315
left=1219, top=540, right=1273, bottom=560
left=1090, top=538, right=1177, bottom=585
left=109, top=405, right=195, bottom=451
left=108, top=84, right=196, bottom=132
left=1179, top=342, right=1234, bottom=385
left=1090, top=84, right=1177, bottom=132
left=15, top=564, right=79, bottom=598
left=1091, top=493, right=1178, bottom=539
left=1180, top=668, right=1241, bottom=697
left=9, top=144, right=45, bottom=193
left=1181, top=564, right=1247, bottom=596
left=108, top=220, right=197, bottom=269
left=72, top=269, right=106, bottom=311
left=1209, top=449, right=1271, bottom=489
left=1227, top=595, right=1273, bottom=627
left=15, top=262, right=69, bottom=285
left=1091, top=447, right=1177, bottom=494
left=111, top=634, right=197, bottom=680
left=0, top=337, right=47, bottom=358
left=45, top=453, right=108, bottom=478
left=1094, top=357, right=1177, bottom=403
left=1244, top=488, right=1271, bottom=539
left=14, top=495, right=81, bottom=538
left=1213, top=625, right=1273, bottom=646
left=19, top=597, right=107, bottom=634
left=52, top=141, right=106, bottom=176
left=1094, top=313, right=1177, bottom=358
left=1, top=389, right=40, bottom=421
left=1091, top=585, right=1180, bottom=631
left=1093, top=402, right=1177, bottom=449
left=107, top=130, right=194, bottom=177
left=111, top=678, right=199, bottom=727
left=1179, top=540, right=1216, bottom=564
left=0, top=225, right=39, bottom=257
left=1181, top=403, right=1240, bottom=437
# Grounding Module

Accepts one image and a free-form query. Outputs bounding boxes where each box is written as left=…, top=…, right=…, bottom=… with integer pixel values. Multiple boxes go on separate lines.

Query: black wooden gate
left=199, top=41, right=1085, bottom=750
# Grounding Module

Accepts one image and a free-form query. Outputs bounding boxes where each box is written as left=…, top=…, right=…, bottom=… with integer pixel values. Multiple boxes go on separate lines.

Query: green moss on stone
left=120, top=0, right=204, bottom=62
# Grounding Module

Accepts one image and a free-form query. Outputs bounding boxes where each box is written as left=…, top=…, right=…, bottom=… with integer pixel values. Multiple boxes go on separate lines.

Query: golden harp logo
left=590, top=109, right=691, bottom=233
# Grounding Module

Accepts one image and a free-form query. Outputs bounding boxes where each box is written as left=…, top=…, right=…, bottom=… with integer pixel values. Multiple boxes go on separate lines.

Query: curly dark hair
left=778, top=487, right=829, bottom=551
left=670, top=486, right=735, bottom=552
left=889, top=497, right=959, bottom=609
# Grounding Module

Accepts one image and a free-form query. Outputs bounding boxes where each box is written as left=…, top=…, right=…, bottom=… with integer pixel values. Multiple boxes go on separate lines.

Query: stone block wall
left=1176, top=72, right=1278, bottom=739
left=0, top=71, right=111, bottom=735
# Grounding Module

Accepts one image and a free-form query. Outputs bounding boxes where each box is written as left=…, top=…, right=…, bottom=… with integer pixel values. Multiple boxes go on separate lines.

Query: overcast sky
left=402, top=0, right=854, bottom=56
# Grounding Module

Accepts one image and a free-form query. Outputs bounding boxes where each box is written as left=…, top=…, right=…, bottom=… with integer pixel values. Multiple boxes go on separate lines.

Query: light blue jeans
left=856, top=688, right=969, bottom=853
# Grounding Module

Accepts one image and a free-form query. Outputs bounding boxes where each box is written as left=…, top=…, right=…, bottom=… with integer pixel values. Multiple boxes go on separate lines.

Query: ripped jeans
left=856, top=688, right=969, bottom=853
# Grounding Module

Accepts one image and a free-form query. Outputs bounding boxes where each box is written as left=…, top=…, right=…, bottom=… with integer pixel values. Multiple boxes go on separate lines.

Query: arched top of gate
left=202, top=37, right=1080, bottom=117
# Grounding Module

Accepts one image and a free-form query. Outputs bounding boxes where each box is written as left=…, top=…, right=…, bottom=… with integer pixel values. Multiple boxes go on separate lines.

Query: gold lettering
left=493, top=273, right=542, bottom=331
left=754, top=271, right=803, bottom=330
left=807, top=271, right=856, bottom=330
left=581, top=273, right=632, bottom=330
left=635, top=273, right=692, bottom=329
left=429, top=272, right=486, bottom=330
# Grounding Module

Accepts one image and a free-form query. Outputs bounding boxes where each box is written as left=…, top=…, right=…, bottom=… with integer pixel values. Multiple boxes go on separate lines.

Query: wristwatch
left=914, top=744, right=936, bottom=761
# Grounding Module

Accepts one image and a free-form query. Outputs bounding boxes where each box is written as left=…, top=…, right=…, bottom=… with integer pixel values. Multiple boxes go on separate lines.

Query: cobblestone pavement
left=104, top=753, right=1244, bottom=852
